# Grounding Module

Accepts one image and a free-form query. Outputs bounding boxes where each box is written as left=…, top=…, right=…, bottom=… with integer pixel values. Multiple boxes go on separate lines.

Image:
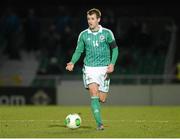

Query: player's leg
left=99, top=92, right=108, bottom=103
left=99, top=72, right=110, bottom=103
left=83, top=66, right=104, bottom=130
left=88, top=83, right=99, bottom=96
left=88, top=83, right=104, bottom=130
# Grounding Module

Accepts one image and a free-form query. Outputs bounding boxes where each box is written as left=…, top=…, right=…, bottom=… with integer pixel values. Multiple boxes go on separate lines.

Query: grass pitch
left=0, top=106, right=180, bottom=138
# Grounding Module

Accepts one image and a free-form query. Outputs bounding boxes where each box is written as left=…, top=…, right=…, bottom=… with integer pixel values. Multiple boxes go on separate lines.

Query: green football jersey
left=72, top=25, right=116, bottom=67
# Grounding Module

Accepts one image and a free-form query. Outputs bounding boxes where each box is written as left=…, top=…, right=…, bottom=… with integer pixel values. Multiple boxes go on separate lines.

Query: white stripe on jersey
left=77, top=29, right=88, bottom=42
left=103, top=27, right=115, bottom=40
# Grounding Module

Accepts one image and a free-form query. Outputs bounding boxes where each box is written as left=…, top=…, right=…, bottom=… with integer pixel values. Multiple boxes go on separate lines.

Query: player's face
left=87, top=13, right=100, bottom=30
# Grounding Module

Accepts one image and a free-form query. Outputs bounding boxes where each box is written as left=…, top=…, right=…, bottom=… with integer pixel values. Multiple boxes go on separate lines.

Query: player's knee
left=90, top=89, right=98, bottom=96
left=99, top=98, right=106, bottom=103
left=89, top=85, right=99, bottom=96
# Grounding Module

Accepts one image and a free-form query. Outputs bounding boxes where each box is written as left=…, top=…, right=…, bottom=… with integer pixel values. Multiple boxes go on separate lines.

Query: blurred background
left=0, top=1, right=180, bottom=105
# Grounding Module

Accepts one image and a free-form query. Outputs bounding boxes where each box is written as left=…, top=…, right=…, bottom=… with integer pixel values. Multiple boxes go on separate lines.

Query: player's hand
left=66, top=62, right=74, bottom=71
left=107, top=64, right=114, bottom=74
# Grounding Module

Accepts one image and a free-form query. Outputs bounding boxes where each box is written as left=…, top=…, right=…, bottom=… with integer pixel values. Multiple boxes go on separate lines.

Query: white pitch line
left=0, top=119, right=177, bottom=123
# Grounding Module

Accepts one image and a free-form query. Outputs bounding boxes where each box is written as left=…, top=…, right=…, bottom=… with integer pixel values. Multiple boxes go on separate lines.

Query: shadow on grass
left=48, top=124, right=92, bottom=129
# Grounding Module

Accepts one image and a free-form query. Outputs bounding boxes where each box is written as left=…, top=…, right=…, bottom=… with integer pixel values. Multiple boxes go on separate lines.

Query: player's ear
left=98, top=17, right=101, bottom=23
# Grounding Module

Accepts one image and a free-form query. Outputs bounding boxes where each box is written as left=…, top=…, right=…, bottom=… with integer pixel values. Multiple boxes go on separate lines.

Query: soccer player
left=66, top=8, right=119, bottom=130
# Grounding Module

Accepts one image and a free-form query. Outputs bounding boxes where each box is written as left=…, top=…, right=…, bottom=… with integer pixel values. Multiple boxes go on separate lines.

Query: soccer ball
left=65, top=113, right=82, bottom=129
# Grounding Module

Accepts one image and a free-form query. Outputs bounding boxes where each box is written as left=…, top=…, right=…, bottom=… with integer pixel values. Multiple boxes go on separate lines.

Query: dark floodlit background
left=0, top=1, right=180, bottom=105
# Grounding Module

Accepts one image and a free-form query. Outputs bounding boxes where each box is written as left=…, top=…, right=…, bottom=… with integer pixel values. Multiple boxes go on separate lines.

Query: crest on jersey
left=99, top=35, right=105, bottom=42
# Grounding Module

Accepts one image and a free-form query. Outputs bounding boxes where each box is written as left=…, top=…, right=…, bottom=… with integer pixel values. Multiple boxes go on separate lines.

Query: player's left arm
left=107, top=42, right=118, bottom=73
left=107, top=30, right=119, bottom=73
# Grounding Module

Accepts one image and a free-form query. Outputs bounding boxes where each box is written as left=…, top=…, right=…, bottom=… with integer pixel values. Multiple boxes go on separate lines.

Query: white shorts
left=82, top=66, right=110, bottom=93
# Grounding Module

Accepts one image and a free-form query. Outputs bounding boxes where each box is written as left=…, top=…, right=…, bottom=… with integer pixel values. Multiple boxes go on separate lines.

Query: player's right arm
left=66, top=32, right=85, bottom=71
left=66, top=62, right=74, bottom=71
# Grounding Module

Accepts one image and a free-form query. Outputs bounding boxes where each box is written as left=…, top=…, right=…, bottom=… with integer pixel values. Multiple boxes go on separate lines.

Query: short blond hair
left=87, top=8, right=101, bottom=18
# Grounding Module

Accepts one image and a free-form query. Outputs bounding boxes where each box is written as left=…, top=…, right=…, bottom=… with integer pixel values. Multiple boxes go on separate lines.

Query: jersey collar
left=88, top=25, right=103, bottom=34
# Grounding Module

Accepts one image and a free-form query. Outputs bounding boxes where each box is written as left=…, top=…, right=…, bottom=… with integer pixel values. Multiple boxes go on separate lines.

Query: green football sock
left=91, top=96, right=102, bottom=126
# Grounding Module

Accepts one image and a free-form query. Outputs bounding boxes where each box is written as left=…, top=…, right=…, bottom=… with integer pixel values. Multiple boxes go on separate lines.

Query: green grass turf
left=0, top=106, right=180, bottom=138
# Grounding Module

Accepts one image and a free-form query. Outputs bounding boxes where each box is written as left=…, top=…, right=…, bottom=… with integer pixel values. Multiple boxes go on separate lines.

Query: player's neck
left=91, top=25, right=100, bottom=32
